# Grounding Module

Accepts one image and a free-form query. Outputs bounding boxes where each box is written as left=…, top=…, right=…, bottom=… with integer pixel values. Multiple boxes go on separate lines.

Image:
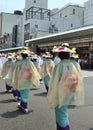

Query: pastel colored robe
left=47, top=59, right=84, bottom=109
left=41, top=59, right=55, bottom=87
left=1, top=60, right=13, bottom=86
left=13, top=59, right=41, bottom=90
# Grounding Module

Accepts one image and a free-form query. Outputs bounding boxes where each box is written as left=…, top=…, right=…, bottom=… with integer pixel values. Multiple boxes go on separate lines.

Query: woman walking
left=13, top=49, right=41, bottom=113
left=47, top=46, right=84, bottom=130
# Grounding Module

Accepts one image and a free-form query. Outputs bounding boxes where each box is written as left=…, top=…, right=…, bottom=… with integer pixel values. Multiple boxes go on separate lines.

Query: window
left=35, top=24, right=38, bottom=28
left=24, top=34, right=30, bottom=40
left=60, top=13, right=62, bottom=17
left=71, top=23, right=73, bottom=27
left=24, top=23, right=30, bottom=31
left=73, top=9, right=75, bottom=14
left=34, top=0, right=36, bottom=3
left=26, top=10, right=30, bottom=20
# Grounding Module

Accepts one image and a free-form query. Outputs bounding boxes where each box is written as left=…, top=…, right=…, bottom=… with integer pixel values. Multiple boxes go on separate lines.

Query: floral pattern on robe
left=41, top=59, right=55, bottom=87
left=1, top=60, right=13, bottom=85
left=13, top=59, right=41, bottom=90
left=47, top=59, right=84, bottom=108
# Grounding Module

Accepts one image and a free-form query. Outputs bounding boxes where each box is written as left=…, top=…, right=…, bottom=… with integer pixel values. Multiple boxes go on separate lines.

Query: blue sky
left=0, top=0, right=87, bottom=13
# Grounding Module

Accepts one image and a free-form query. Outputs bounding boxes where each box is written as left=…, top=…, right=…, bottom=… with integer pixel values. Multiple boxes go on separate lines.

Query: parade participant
left=70, top=48, right=81, bottom=73
left=31, top=54, right=42, bottom=86
left=47, top=46, right=84, bottom=130
left=13, top=49, right=41, bottom=113
left=0, top=53, right=3, bottom=76
left=32, top=54, right=41, bottom=73
left=41, top=52, right=55, bottom=92
left=12, top=54, right=21, bottom=101
left=37, top=52, right=43, bottom=66
left=36, top=52, right=44, bottom=83
left=52, top=46, right=61, bottom=65
left=53, top=52, right=61, bottom=65
left=0, top=53, right=8, bottom=76
left=1, top=54, right=14, bottom=92
left=31, top=54, right=38, bottom=65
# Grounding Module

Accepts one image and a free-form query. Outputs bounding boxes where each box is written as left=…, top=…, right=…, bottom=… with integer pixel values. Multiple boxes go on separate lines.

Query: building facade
left=24, top=0, right=51, bottom=41
left=25, top=0, right=48, bottom=10
left=2, top=0, right=93, bottom=50
left=84, top=0, right=93, bottom=26
left=24, top=1, right=84, bottom=41
left=50, top=4, right=84, bottom=32
left=0, top=11, right=23, bottom=48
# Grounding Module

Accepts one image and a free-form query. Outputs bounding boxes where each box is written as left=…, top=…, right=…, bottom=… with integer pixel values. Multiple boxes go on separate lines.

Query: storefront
left=24, top=25, right=93, bottom=69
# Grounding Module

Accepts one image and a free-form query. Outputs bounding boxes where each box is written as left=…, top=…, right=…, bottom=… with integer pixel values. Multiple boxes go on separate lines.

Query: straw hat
left=56, top=46, right=71, bottom=53
left=8, top=55, right=12, bottom=59
left=62, top=43, right=69, bottom=47
left=71, top=48, right=76, bottom=53
left=21, top=49, right=29, bottom=54
left=32, top=54, right=38, bottom=60
left=52, top=46, right=58, bottom=52
left=8, top=53, right=12, bottom=59
left=70, top=53, right=79, bottom=59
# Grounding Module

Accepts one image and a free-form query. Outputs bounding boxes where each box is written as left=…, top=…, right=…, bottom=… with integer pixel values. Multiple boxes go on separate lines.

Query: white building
left=0, top=12, right=22, bottom=36
left=0, top=11, right=23, bottom=48
left=17, top=16, right=24, bottom=46
left=24, top=1, right=84, bottom=41
left=25, top=0, right=48, bottom=9
left=50, top=4, right=84, bottom=32
left=0, top=0, right=86, bottom=49
left=84, top=0, right=93, bottom=26
left=0, top=13, right=2, bottom=36
left=24, top=0, right=51, bottom=41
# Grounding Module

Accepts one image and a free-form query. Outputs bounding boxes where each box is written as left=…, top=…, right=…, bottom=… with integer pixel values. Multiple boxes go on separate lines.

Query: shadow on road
left=30, top=88, right=39, bottom=91
left=0, top=91, right=9, bottom=95
left=89, top=128, right=93, bottom=130
left=1, top=109, right=34, bottom=118
left=68, top=105, right=76, bottom=109
left=1, top=109, right=24, bottom=118
left=34, top=92, right=47, bottom=97
left=0, top=99, right=14, bottom=104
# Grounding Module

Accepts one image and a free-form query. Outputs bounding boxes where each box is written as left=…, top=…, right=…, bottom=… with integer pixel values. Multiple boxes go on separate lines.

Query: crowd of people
left=0, top=43, right=84, bottom=130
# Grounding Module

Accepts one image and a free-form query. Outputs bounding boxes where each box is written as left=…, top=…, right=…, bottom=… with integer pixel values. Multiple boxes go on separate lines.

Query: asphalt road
left=0, top=70, right=93, bottom=130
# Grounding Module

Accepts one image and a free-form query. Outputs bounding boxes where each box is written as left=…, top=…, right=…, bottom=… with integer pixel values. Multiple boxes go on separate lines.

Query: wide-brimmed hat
left=43, top=54, right=49, bottom=58
left=21, top=49, right=29, bottom=54
left=8, top=53, right=12, bottom=59
left=62, top=43, right=69, bottom=47
left=56, top=46, right=71, bottom=53
left=52, top=46, right=59, bottom=52
left=32, top=54, right=38, bottom=60
left=70, top=47, right=79, bottom=58
left=71, top=48, right=76, bottom=53
left=43, top=52, right=53, bottom=58
left=70, top=53, right=79, bottom=58
left=8, top=55, right=12, bottom=59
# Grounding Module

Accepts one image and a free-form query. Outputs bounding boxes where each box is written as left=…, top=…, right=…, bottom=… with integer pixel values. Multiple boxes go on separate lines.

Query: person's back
left=13, top=50, right=41, bottom=113
left=54, top=56, right=61, bottom=65
left=1, top=56, right=14, bottom=92
left=41, top=58, right=55, bottom=92
left=47, top=46, right=84, bottom=130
